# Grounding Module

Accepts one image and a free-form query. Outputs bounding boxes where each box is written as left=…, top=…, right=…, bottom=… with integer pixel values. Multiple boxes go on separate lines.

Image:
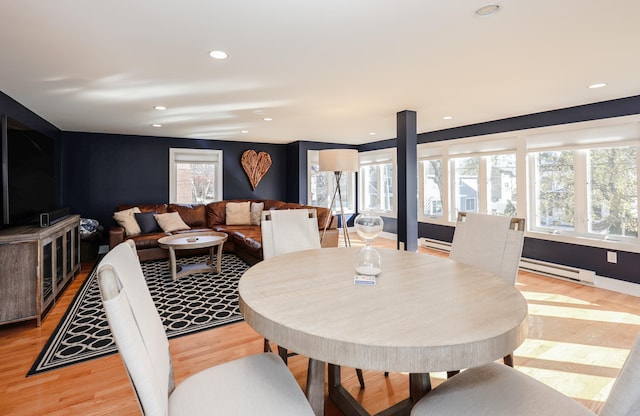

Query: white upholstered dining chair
left=449, top=211, right=525, bottom=371
left=97, top=241, right=314, bottom=416
left=411, top=333, right=640, bottom=416
left=449, top=212, right=525, bottom=286
left=260, top=208, right=366, bottom=389
left=261, top=208, right=322, bottom=260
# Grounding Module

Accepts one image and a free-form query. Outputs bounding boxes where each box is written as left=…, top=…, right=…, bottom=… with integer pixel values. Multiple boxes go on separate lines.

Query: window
left=169, top=148, right=223, bottom=204
left=588, top=147, right=637, bottom=238
left=451, top=156, right=479, bottom=220
left=418, top=115, right=640, bottom=250
left=532, top=150, right=575, bottom=231
left=420, top=159, right=443, bottom=217
left=418, top=138, right=520, bottom=224
left=488, top=154, right=517, bottom=216
left=359, top=149, right=396, bottom=216
left=307, top=150, right=355, bottom=213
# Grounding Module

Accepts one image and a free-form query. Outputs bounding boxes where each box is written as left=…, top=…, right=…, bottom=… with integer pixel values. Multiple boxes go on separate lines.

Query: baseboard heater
left=418, top=237, right=596, bottom=286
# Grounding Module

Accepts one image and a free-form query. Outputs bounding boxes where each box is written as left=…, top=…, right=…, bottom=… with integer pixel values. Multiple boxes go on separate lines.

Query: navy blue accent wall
left=61, top=131, right=288, bottom=229
left=285, top=141, right=302, bottom=203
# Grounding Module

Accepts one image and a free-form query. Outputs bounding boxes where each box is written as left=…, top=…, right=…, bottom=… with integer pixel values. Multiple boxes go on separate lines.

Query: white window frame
left=418, top=136, right=523, bottom=225
left=527, top=143, right=639, bottom=243
left=358, top=148, right=397, bottom=217
left=169, top=148, right=223, bottom=203
left=417, top=114, right=640, bottom=253
left=307, top=150, right=356, bottom=213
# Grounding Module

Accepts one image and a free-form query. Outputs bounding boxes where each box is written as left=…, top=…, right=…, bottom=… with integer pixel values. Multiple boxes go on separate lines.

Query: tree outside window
left=169, top=149, right=223, bottom=204
left=422, top=159, right=443, bottom=217
left=588, top=147, right=638, bottom=237
left=534, top=150, right=575, bottom=230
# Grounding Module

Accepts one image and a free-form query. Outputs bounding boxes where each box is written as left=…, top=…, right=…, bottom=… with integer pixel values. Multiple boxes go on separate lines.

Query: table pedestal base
left=304, top=361, right=431, bottom=416
left=168, top=244, right=223, bottom=280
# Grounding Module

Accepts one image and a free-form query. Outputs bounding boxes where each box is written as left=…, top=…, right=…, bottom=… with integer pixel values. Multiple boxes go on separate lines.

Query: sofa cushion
left=250, top=202, right=264, bottom=226
left=155, top=212, right=191, bottom=232
left=135, top=212, right=161, bottom=234
left=226, top=201, right=251, bottom=225
left=169, top=204, right=207, bottom=227
left=114, top=207, right=142, bottom=236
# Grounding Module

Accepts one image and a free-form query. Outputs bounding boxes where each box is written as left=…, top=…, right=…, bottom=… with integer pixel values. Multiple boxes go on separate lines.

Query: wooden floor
left=2, top=237, right=640, bottom=415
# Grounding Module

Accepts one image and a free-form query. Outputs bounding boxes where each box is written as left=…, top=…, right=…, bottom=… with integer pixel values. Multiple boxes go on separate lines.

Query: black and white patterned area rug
left=27, top=253, right=249, bottom=376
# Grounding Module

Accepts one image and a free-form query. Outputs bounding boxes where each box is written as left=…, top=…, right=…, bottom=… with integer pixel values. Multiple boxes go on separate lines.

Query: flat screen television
left=1, top=115, right=56, bottom=227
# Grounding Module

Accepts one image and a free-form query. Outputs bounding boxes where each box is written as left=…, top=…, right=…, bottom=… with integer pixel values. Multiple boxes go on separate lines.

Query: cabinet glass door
left=66, top=229, right=72, bottom=274
left=55, top=234, right=64, bottom=287
left=42, top=240, right=54, bottom=306
left=74, top=224, right=80, bottom=266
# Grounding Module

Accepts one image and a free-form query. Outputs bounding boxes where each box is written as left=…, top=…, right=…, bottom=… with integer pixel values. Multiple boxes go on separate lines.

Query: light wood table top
left=239, top=247, right=528, bottom=415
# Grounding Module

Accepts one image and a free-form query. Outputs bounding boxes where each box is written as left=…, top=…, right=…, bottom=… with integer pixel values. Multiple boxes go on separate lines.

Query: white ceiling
left=1, top=1, right=639, bottom=145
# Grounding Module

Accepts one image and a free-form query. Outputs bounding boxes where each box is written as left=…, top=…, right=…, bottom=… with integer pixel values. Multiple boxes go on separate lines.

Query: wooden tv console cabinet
left=0, top=215, right=81, bottom=326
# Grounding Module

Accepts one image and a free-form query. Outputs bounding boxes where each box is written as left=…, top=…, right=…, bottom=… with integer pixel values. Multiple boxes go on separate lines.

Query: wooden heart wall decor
left=241, top=150, right=272, bottom=190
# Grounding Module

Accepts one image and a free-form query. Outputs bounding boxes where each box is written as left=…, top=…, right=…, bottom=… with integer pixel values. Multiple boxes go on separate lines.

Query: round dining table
left=239, top=247, right=528, bottom=416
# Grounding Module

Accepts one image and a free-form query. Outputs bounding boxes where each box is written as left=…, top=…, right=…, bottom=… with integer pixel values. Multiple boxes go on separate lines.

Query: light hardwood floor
left=1, top=237, right=639, bottom=415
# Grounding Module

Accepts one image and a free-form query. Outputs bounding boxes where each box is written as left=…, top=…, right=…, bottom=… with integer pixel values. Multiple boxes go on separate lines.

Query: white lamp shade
left=318, top=149, right=359, bottom=172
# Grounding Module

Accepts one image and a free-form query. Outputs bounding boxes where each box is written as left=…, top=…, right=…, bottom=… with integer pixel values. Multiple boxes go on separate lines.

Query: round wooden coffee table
left=157, top=231, right=228, bottom=280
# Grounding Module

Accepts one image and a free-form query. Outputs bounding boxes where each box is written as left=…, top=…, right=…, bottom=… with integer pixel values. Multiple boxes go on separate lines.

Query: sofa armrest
left=109, top=226, right=126, bottom=249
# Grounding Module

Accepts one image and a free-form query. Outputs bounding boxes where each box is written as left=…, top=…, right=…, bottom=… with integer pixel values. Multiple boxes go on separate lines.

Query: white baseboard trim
left=594, top=275, right=640, bottom=298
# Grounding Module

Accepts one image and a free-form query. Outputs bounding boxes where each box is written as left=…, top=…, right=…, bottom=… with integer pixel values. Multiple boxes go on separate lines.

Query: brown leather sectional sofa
left=109, top=199, right=338, bottom=264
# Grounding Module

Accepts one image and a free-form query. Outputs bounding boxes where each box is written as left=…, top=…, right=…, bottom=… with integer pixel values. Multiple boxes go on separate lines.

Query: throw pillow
left=250, top=202, right=264, bottom=225
left=134, top=211, right=161, bottom=234
left=154, top=212, right=191, bottom=233
left=226, top=201, right=251, bottom=225
left=113, top=207, right=142, bottom=236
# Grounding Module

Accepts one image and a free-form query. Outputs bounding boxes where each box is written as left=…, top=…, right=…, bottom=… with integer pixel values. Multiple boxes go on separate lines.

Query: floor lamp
left=319, top=149, right=359, bottom=247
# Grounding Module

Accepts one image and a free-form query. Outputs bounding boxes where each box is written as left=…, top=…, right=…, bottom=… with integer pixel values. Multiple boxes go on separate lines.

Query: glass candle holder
left=354, top=213, right=384, bottom=276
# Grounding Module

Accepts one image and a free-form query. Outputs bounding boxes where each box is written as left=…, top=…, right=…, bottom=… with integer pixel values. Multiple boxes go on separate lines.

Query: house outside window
left=169, top=148, right=223, bottom=204
left=452, top=156, right=479, bottom=221
left=420, top=159, right=443, bottom=217
left=489, top=154, right=518, bottom=216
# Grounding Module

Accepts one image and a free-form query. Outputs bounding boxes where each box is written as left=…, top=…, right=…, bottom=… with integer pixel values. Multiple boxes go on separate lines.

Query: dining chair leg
left=384, top=371, right=389, bottom=377
left=503, top=353, right=514, bottom=367
left=356, top=368, right=365, bottom=389
left=277, top=345, right=289, bottom=364
left=263, top=338, right=272, bottom=353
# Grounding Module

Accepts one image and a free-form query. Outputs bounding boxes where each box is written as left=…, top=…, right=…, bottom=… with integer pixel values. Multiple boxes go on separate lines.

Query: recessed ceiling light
left=154, top=105, right=166, bottom=110
left=241, top=130, right=249, bottom=133
left=209, top=50, right=228, bottom=60
left=443, top=116, right=453, bottom=120
left=263, top=117, right=273, bottom=121
left=369, top=132, right=376, bottom=136
left=588, top=83, right=607, bottom=89
left=475, top=4, right=500, bottom=16
left=152, top=124, right=162, bottom=128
